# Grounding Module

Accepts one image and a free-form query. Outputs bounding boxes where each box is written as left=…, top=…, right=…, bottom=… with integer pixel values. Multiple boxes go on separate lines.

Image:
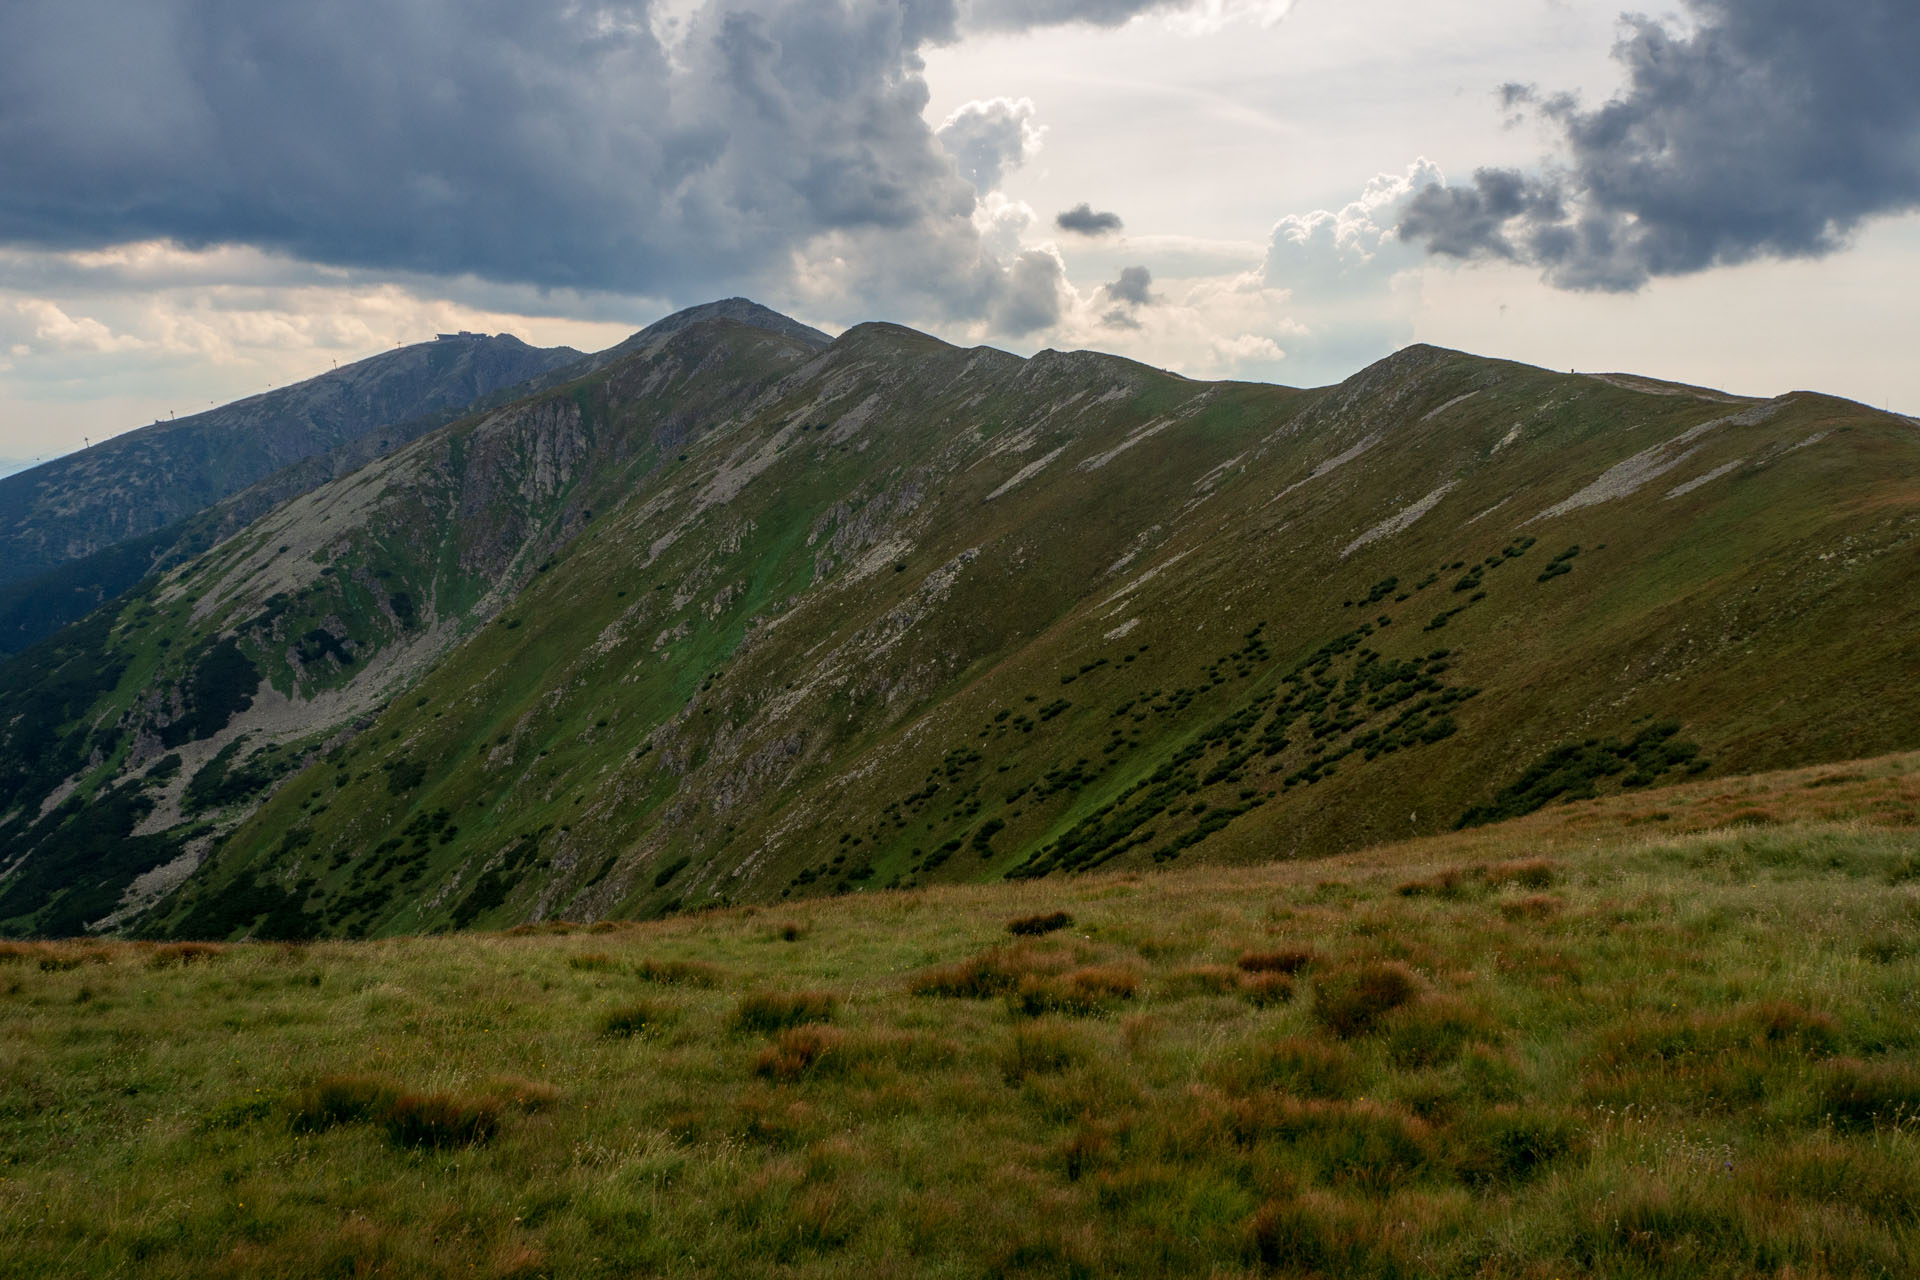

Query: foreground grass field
left=6, top=756, right=1920, bottom=1277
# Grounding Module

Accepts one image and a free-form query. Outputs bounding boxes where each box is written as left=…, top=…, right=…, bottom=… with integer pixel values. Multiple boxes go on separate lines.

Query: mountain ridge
left=0, top=332, right=587, bottom=635
left=0, top=301, right=1914, bottom=940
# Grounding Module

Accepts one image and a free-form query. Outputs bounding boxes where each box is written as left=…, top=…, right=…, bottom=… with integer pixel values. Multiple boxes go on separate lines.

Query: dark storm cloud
left=1102, top=265, right=1154, bottom=306
left=1055, top=204, right=1125, bottom=236
left=1398, top=0, right=1920, bottom=291
left=0, top=0, right=1166, bottom=322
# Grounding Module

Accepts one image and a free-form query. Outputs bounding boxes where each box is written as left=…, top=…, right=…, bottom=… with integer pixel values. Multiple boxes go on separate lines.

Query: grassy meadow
left=6, top=755, right=1920, bottom=1277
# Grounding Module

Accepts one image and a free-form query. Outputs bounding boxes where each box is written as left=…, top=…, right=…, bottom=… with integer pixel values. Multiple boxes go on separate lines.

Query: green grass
left=5, top=806, right=1919, bottom=1277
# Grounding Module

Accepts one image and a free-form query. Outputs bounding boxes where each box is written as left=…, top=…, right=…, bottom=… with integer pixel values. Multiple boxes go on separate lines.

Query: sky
left=2, top=0, right=1917, bottom=464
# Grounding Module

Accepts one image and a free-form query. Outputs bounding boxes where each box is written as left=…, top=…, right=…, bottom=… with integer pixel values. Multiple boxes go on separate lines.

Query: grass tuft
left=1001, top=1020, right=1088, bottom=1082
left=732, top=990, right=836, bottom=1034
left=910, top=947, right=1036, bottom=998
left=1818, top=1058, right=1920, bottom=1131
left=1237, top=970, right=1294, bottom=1007
left=288, top=1075, right=399, bottom=1134
left=753, top=1026, right=845, bottom=1081
left=1236, top=947, right=1315, bottom=974
left=1313, top=961, right=1420, bottom=1038
left=633, top=957, right=721, bottom=986
left=382, top=1092, right=502, bottom=1148
left=1011, top=966, right=1139, bottom=1017
left=1007, top=910, right=1074, bottom=937
left=481, top=1076, right=562, bottom=1112
left=598, top=1000, right=671, bottom=1039
left=146, top=941, right=228, bottom=967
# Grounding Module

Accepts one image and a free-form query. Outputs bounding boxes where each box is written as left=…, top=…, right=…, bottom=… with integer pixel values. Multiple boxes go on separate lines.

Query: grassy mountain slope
left=2, top=303, right=1918, bottom=940
left=0, top=332, right=583, bottom=596
left=0, top=304, right=826, bottom=655
left=4, top=751, right=1918, bottom=1277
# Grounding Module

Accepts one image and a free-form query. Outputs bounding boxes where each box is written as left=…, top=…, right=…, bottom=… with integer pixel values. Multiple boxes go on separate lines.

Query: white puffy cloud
left=8, top=300, right=145, bottom=354
left=937, top=97, right=1046, bottom=193
left=1262, top=159, right=1445, bottom=300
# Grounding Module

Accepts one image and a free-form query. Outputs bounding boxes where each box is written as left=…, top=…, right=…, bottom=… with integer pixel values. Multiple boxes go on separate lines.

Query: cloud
left=1056, top=204, right=1126, bottom=236
left=964, top=0, right=1183, bottom=31
left=8, top=300, right=145, bottom=355
left=0, top=0, right=1186, bottom=340
left=990, top=248, right=1069, bottom=334
left=964, top=0, right=1292, bottom=33
left=0, top=0, right=1273, bottom=342
left=1264, top=160, right=1443, bottom=300
left=1397, top=0, right=1920, bottom=291
left=1208, top=331, right=1283, bottom=364
left=936, top=97, right=1045, bottom=194
left=1103, top=265, right=1155, bottom=306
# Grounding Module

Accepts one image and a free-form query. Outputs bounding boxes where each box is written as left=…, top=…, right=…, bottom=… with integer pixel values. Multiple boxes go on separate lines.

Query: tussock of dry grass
left=633, top=956, right=721, bottom=986
left=731, top=989, right=836, bottom=1034
left=1006, top=910, right=1074, bottom=937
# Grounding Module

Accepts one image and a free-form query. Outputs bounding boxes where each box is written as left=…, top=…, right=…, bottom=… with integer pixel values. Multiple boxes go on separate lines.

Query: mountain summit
left=0, top=301, right=1915, bottom=939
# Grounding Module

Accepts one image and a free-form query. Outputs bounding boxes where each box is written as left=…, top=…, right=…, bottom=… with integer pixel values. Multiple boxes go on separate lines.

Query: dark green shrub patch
left=1459, top=722, right=1706, bottom=827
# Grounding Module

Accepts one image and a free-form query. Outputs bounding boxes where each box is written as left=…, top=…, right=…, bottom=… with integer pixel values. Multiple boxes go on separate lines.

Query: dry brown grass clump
left=567, top=951, right=616, bottom=971
left=382, top=1092, right=502, bottom=1148
left=1012, top=965, right=1139, bottom=1017
left=506, top=921, right=581, bottom=936
left=754, top=1026, right=846, bottom=1081
left=633, top=957, right=721, bottom=986
left=145, top=941, right=228, bottom=968
left=1007, top=910, right=1074, bottom=937
left=1237, top=947, right=1315, bottom=974
left=21, top=942, right=114, bottom=971
left=1247, top=1190, right=1381, bottom=1276
left=1164, top=962, right=1292, bottom=1006
left=1498, top=893, right=1562, bottom=920
left=1745, top=1000, right=1842, bottom=1054
left=288, top=1075, right=399, bottom=1133
left=1395, top=867, right=1471, bottom=898
left=1483, top=858, right=1557, bottom=889
left=481, top=1076, right=562, bottom=1113
left=1593, top=1000, right=1841, bottom=1073
left=1398, top=858, right=1557, bottom=898
left=910, top=946, right=1042, bottom=999
left=1312, top=962, right=1420, bottom=1038
left=732, top=990, right=836, bottom=1033
left=1238, top=971, right=1294, bottom=1007
left=288, top=1074, right=514, bottom=1148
